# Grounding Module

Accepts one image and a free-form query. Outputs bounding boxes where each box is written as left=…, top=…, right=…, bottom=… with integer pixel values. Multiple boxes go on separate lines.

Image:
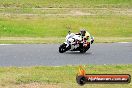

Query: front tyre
left=59, top=43, right=67, bottom=53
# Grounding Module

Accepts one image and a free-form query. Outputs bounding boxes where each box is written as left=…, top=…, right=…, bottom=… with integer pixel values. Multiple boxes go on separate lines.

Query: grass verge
left=0, top=15, right=131, bottom=44
left=0, top=37, right=132, bottom=44
left=0, top=0, right=131, bottom=44
left=0, top=15, right=131, bottom=37
left=0, top=65, right=132, bottom=88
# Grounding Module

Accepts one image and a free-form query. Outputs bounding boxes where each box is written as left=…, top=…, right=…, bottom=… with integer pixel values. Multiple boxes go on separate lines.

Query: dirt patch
left=0, top=8, right=132, bottom=16
left=70, top=10, right=94, bottom=16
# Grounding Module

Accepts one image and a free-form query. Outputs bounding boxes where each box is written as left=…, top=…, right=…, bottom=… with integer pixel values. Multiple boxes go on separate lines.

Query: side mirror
left=68, top=31, right=71, bottom=34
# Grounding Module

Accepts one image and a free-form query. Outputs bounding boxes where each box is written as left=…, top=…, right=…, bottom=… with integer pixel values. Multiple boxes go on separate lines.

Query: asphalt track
left=0, top=43, right=132, bottom=66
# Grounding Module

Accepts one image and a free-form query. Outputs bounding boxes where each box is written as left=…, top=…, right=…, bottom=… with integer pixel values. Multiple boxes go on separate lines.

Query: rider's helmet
left=80, top=29, right=86, bottom=36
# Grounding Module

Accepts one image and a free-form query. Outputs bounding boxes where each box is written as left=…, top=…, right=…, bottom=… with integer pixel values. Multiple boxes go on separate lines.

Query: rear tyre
left=80, top=48, right=86, bottom=53
left=80, top=44, right=90, bottom=53
left=59, top=43, right=67, bottom=53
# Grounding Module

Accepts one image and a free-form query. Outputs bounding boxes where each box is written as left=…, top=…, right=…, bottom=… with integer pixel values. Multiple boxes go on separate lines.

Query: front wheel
left=59, top=43, right=67, bottom=53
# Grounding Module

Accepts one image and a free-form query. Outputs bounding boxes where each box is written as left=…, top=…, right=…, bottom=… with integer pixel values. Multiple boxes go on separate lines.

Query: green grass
left=0, top=15, right=131, bottom=37
left=0, top=15, right=132, bottom=43
left=0, top=65, right=132, bottom=88
left=0, top=0, right=131, bottom=43
left=0, top=0, right=132, bottom=8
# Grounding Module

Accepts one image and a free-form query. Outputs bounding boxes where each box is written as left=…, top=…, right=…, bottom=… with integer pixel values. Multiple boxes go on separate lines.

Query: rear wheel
left=59, top=43, right=67, bottom=53
left=80, top=49, right=86, bottom=53
left=80, top=44, right=90, bottom=53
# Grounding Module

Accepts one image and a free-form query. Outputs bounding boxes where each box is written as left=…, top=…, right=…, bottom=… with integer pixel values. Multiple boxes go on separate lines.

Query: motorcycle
left=59, top=31, right=94, bottom=53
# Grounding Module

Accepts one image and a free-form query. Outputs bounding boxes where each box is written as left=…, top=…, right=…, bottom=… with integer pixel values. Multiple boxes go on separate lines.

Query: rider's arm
left=84, top=36, right=89, bottom=40
left=85, top=31, right=91, bottom=42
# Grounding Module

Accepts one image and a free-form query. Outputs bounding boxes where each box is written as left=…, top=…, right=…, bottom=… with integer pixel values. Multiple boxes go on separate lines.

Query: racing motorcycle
left=59, top=31, right=94, bottom=53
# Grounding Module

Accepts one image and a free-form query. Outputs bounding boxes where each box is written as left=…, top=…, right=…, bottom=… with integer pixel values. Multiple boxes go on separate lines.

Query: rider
left=76, top=29, right=94, bottom=47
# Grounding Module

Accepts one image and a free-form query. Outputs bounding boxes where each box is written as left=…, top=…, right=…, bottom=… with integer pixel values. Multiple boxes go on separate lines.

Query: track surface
left=0, top=43, right=132, bottom=66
